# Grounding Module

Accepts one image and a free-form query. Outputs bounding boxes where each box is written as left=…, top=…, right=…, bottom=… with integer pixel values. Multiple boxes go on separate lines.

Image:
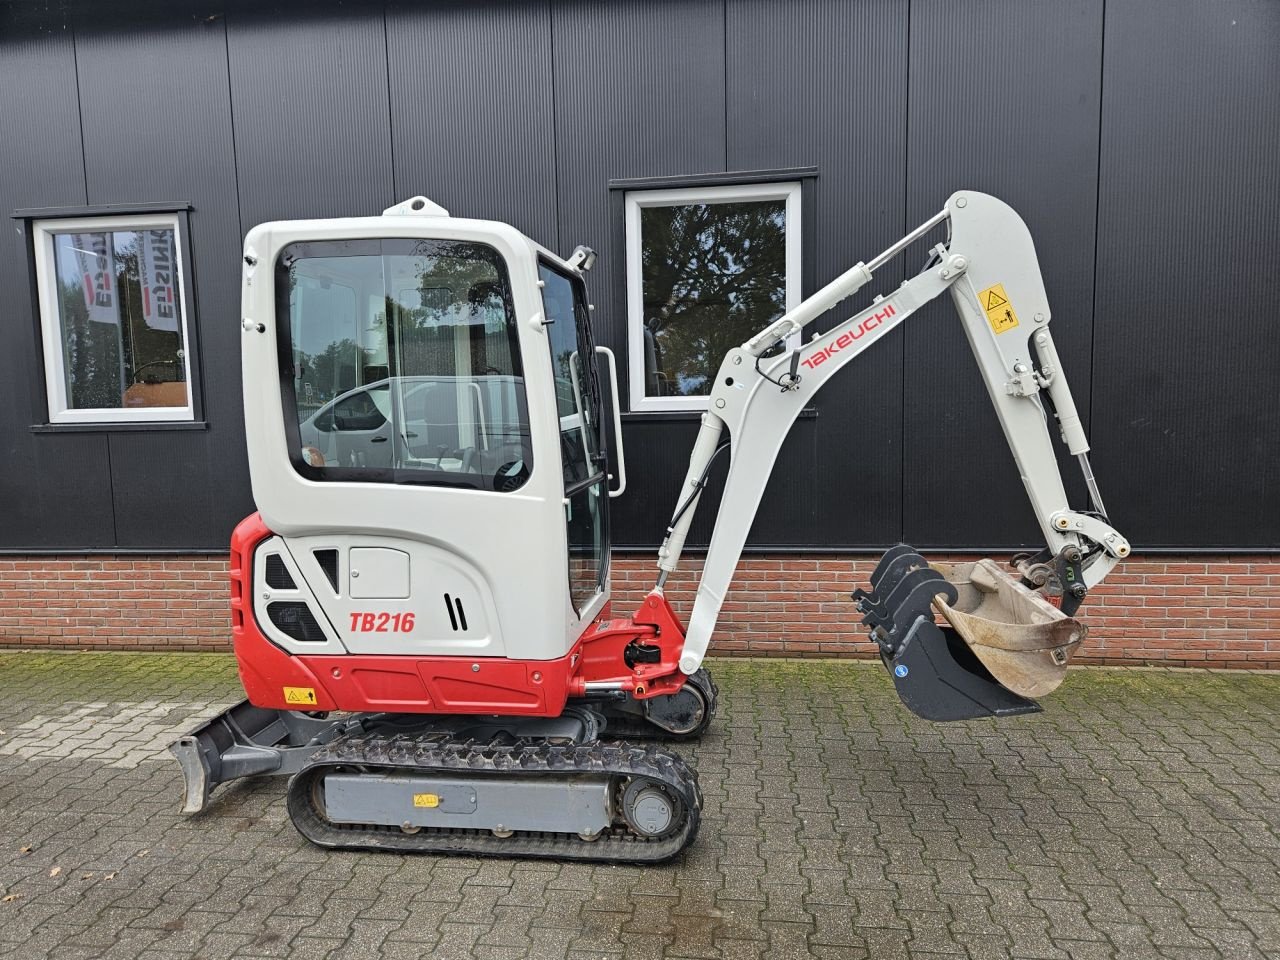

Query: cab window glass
left=538, top=263, right=600, bottom=488
left=278, top=238, right=531, bottom=492
left=331, top=384, right=388, bottom=432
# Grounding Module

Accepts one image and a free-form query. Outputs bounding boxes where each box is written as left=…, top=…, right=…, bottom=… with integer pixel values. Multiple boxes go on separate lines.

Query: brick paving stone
left=0, top=652, right=1278, bottom=959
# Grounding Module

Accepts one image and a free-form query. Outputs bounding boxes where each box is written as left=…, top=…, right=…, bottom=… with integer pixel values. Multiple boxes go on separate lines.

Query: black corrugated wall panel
left=226, top=0, right=395, bottom=226
left=0, top=6, right=116, bottom=550
left=722, top=0, right=908, bottom=549
left=74, top=5, right=253, bottom=548
left=1091, top=0, right=1280, bottom=549
left=1, top=0, right=1277, bottom=554
left=551, top=0, right=728, bottom=549
left=902, top=0, right=1104, bottom=550
left=387, top=0, right=559, bottom=249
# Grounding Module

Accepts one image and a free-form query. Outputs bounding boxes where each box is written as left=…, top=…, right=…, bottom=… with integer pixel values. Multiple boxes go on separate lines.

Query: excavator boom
left=654, top=191, right=1128, bottom=712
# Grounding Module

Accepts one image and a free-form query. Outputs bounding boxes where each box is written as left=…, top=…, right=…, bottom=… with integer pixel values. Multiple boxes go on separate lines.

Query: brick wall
left=612, top=555, right=1280, bottom=669
left=0, top=558, right=229, bottom=651
left=0, top=554, right=1277, bottom=668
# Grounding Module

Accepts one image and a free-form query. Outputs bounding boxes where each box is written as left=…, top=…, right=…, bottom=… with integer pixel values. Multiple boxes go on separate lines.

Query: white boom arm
left=657, top=192, right=1131, bottom=675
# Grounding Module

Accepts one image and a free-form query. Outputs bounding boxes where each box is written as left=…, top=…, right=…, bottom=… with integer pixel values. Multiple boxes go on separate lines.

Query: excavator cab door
left=536, top=260, right=611, bottom=617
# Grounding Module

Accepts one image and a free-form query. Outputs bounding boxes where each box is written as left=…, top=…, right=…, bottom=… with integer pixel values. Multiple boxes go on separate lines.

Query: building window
left=625, top=181, right=801, bottom=412
left=32, top=214, right=195, bottom=423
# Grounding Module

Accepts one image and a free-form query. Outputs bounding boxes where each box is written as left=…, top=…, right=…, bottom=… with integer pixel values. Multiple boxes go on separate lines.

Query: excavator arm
left=653, top=192, right=1128, bottom=714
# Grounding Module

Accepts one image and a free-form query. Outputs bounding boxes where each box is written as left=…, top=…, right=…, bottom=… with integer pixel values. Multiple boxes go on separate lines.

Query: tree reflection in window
left=639, top=200, right=786, bottom=398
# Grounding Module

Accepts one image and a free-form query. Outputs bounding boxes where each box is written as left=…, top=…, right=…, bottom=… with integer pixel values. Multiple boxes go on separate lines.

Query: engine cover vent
left=264, top=554, right=296, bottom=590
left=267, top=601, right=326, bottom=642
left=443, top=593, right=469, bottom=632
left=314, top=549, right=339, bottom=591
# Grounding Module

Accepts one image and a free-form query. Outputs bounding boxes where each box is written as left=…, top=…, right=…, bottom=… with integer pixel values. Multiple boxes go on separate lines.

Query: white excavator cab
left=238, top=198, right=618, bottom=669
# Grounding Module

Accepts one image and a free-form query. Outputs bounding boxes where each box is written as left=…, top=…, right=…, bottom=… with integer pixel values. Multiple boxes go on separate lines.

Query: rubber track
left=286, top=733, right=702, bottom=864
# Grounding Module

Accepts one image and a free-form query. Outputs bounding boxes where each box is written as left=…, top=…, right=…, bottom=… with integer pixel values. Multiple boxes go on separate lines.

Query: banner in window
left=69, top=232, right=118, bottom=325
left=137, top=228, right=180, bottom=332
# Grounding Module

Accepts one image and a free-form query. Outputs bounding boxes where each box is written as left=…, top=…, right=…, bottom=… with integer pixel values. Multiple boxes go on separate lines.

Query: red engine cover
left=229, top=514, right=687, bottom=716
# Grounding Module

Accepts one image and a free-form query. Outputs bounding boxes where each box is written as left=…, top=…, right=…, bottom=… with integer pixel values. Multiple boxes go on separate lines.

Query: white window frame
left=32, top=213, right=195, bottom=424
left=625, top=180, right=802, bottom=413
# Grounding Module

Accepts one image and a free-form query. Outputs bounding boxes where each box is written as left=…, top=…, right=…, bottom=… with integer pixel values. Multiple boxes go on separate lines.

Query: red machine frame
left=231, top=513, right=689, bottom=717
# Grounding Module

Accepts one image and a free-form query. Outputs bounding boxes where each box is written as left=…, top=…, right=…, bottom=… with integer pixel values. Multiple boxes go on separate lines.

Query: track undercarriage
left=172, top=669, right=717, bottom=864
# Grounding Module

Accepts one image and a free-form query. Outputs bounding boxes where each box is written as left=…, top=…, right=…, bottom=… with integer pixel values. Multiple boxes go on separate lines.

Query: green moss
left=0, top=651, right=242, bottom=705
left=0, top=651, right=1273, bottom=713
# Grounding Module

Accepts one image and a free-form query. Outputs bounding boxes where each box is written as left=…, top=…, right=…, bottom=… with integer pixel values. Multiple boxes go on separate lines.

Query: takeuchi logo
left=799, top=304, right=897, bottom=370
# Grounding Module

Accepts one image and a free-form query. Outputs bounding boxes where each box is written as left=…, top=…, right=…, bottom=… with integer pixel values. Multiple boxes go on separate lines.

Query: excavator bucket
left=854, top=545, right=1085, bottom=721
left=933, top=559, right=1084, bottom=699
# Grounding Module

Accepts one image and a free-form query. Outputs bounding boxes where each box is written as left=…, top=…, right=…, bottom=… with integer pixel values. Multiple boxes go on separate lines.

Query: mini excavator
left=171, top=191, right=1129, bottom=862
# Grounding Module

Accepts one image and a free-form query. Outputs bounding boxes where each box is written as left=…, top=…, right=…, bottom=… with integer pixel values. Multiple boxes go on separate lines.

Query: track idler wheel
left=642, top=668, right=717, bottom=738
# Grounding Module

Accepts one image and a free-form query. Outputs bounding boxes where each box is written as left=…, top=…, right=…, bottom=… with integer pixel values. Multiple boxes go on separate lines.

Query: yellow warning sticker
left=413, top=793, right=440, bottom=808
left=977, top=282, right=1019, bottom=334
left=283, top=686, right=318, bottom=706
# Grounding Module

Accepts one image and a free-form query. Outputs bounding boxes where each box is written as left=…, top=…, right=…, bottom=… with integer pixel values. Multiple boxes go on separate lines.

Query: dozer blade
left=169, top=700, right=344, bottom=813
left=856, top=545, right=1083, bottom=722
